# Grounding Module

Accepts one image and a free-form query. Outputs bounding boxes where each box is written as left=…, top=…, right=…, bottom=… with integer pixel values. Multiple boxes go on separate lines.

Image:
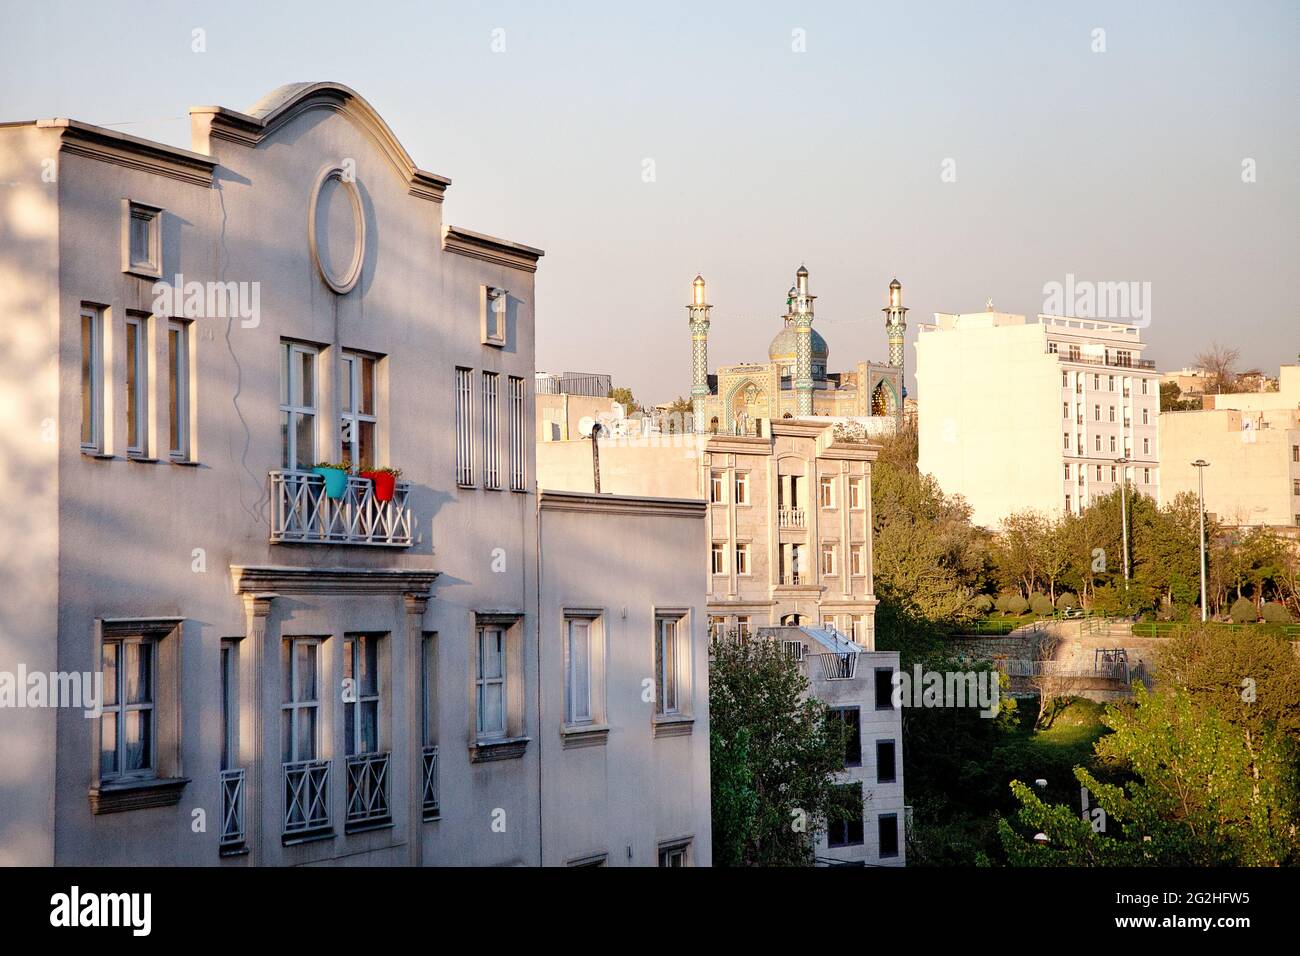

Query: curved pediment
left=192, top=81, right=452, bottom=202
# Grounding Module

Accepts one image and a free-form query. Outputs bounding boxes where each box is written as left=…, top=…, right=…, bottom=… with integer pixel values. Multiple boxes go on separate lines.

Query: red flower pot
left=361, top=471, right=396, bottom=502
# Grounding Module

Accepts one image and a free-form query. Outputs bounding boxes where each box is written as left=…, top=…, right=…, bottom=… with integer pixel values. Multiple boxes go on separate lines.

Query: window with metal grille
left=455, top=368, right=473, bottom=486
left=509, top=376, right=526, bottom=490
left=482, top=372, right=500, bottom=489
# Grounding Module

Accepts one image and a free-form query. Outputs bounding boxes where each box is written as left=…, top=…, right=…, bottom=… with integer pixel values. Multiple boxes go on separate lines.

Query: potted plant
left=312, top=461, right=352, bottom=500
left=359, top=465, right=402, bottom=502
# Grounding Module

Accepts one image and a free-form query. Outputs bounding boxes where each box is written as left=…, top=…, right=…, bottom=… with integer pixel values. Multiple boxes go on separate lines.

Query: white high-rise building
left=916, top=308, right=1160, bottom=528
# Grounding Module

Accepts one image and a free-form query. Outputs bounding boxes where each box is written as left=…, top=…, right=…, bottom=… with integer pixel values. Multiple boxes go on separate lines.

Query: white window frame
left=710, top=470, right=725, bottom=503
left=343, top=634, right=382, bottom=757
left=280, top=341, right=319, bottom=471
left=735, top=542, right=750, bottom=576
left=564, top=617, right=594, bottom=726
left=849, top=477, right=864, bottom=510
left=339, top=351, right=378, bottom=470
left=99, top=636, right=158, bottom=783
left=481, top=286, right=507, bottom=347
left=734, top=472, right=749, bottom=505
left=281, top=637, right=321, bottom=763
left=482, top=371, right=500, bottom=489
left=819, top=475, right=835, bottom=509
left=122, top=200, right=162, bottom=278
left=655, top=615, right=683, bottom=716
left=124, top=313, right=149, bottom=457
left=456, top=367, right=474, bottom=486
left=711, top=542, right=726, bottom=575
left=475, top=626, right=507, bottom=739
left=80, top=306, right=104, bottom=452
left=220, top=640, right=239, bottom=773
left=821, top=543, right=837, bottom=576
left=167, top=319, right=191, bottom=461
left=851, top=544, right=865, bottom=576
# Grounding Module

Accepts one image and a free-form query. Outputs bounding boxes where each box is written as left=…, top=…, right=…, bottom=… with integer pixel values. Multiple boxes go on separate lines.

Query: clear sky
left=2, top=0, right=1296, bottom=404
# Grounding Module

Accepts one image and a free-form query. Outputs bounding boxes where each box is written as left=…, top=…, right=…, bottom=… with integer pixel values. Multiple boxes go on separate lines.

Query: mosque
left=686, top=265, right=907, bottom=434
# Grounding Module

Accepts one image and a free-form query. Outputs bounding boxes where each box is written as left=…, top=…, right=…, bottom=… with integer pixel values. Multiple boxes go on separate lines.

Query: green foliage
left=1261, top=601, right=1293, bottom=624
left=1005, top=595, right=1029, bottom=616
left=968, top=594, right=994, bottom=615
left=607, top=385, right=639, bottom=414
left=1056, top=591, right=1077, bottom=610
left=1001, top=686, right=1300, bottom=866
left=1159, top=380, right=1201, bottom=412
left=1230, top=596, right=1258, bottom=624
left=709, top=635, right=848, bottom=866
left=1029, top=592, right=1054, bottom=616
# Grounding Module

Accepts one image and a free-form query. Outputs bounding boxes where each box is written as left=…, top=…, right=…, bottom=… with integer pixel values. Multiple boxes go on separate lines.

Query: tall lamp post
left=1115, top=457, right=1130, bottom=591
left=1192, top=459, right=1210, bottom=622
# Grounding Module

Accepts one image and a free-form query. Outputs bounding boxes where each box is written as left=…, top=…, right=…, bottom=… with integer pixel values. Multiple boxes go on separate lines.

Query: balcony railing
left=270, top=471, right=413, bottom=547
left=778, top=508, right=806, bottom=529
left=780, top=571, right=805, bottom=586
left=421, top=745, right=440, bottom=820
left=284, top=759, right=331, bottom=836
left=811, top=652, right=859, bottom=680
left=345, top=752, right=391, bottom=829
left=220, top=768, right=245, bottom=849
left=1053, top=351, right=1156, bottom=371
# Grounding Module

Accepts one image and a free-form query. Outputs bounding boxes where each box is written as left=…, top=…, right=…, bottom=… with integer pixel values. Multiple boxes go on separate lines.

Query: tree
left=1000, top=686, right=1300, bottom=866
left=1027, top=632, right=1079, bottom=729
left=1159, top=380, right=1200, bottom=412
left=1193, top=343, right=1241, bottom=394
left=607, top=385, right=640, bottom=415
left=709, top=635, right=848, bottom=865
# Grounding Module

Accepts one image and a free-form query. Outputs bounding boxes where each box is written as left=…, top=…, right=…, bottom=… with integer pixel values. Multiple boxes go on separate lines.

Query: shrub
left=1056, top=592, right=1077, bottom=610
left=994, top=594, right=1014, bottom=615
left=969, top=594, right=994, bottom=615
left=1260, top=602, right=1293, bottom=624
left=1028, top=593, right=1054, bottom=616
left=1230, top=597, right=1258, bottom=624
left=1005, top=595, right=1030, bottom=616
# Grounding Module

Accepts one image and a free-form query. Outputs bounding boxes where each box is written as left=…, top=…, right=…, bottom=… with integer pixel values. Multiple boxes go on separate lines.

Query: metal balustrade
left=345, top=752, right=391, bottom=828
left=220, top=768, right=245, bottom=848
left=284, top=759, right=331, bottom=835
left=270, top=471, right=413, bottom=547
left=811, top=652, right=859, bottom=680
left=421, top=746, right=440, bottom=820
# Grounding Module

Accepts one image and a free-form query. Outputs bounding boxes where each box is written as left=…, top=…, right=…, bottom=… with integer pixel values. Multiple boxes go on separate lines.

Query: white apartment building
left=760, top=626, right=905, bottom=867
left=916, top=309, right=1160, bottom=528
left=0, top=82, right=710, bottom=866
left=1160, top=366, right=1300, bottom=528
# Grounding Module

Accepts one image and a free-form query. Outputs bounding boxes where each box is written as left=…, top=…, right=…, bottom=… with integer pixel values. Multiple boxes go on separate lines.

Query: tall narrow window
left=710, top=471, right=724, bottom=503
left=125, top=314, right=148, bottom=456
left=476, top=626, right=506, bottom=738
left=455, top=368, right=473, bottom=486
left=482, top=372, right=500, bottom=489
left=340, top=351, right=377, bottom=469
left=850, top=544, right=865, bottom=576
left=849, top=477, right=863, bottom=509
left=280, top=342, right=318, bottom=470
left=877, top=739, right=897, bottom=783
left=565, top=618, right=592, bottom=725
left=421, top=634, right=439, bottom=820
left=734, top=472, right=749, bottom=504
left=878, top=813, right=900, bottom=858
left=821, top=543, right=836, bottom=575
left=99, top=636, right=156, bottom=781
left=711, top=542, right=726, bottom=575
left=343, top=635, right=381, bottom=757
left=220, top=641, right=238, bottom=772
left=735, top=543, right=750, bottom=575
left=655, top=616, right=680, bottom=716
left=819, top=475, right=835, bottom=508
left=827, top=708, right=861, bottom=767
left=509, top=376, right=526, bottom=491
left=167, top=320, right=190, bottom=460
left=80, top=306, right=103, bottom=452
left=828, top=783, right=865, bottom=848
left=281, top=638, right=320, bottom=763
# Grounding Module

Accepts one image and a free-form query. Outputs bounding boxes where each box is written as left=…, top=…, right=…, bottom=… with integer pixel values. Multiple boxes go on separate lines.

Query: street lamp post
left=1192, top=459, right=1210, bottom=622
left=1115, top=457, right=1130, bottom=590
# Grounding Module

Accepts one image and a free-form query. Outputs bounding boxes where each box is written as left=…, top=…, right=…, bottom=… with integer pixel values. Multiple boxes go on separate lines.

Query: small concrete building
left=1159, top=366, right=1300, bottom=529
left=0, top=82, right=710, bottom=866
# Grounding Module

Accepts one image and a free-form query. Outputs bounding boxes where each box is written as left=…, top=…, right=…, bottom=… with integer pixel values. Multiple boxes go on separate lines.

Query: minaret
left=883, top=277, right=908, bottom=420
left=688, top=274, right=711, bottom=433
left=790, top=264, right=816, bottom=416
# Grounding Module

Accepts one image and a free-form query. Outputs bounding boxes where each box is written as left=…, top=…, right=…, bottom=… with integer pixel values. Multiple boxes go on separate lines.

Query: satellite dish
left=1034, top=779, right=1048, bottom=789
left=578, top=416, right=596, bottom=439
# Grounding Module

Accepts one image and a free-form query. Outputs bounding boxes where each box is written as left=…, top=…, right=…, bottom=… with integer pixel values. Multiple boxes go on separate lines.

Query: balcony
left=220, top=768, right=245, bottom=851
left=345, top=752, right=391, bottom=830
left=284, top=759, right=331, bottom=838
left=811, top=652, right=858, bottom=680
left=778, top=508, right=806, bottom=529
left=270, top=471, right=413, bottom=547
left=780, top=571, right=805, bottom=586
left=421, top=745, right=440, bottom=821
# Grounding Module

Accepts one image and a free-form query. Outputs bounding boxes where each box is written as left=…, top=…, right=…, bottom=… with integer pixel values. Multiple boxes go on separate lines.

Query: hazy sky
left=2, top=0, right=1296, bottom=403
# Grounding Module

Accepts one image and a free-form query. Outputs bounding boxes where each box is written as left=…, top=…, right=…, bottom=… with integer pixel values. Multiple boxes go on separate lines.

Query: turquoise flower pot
left=312, top=466, right=349, bottom=499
